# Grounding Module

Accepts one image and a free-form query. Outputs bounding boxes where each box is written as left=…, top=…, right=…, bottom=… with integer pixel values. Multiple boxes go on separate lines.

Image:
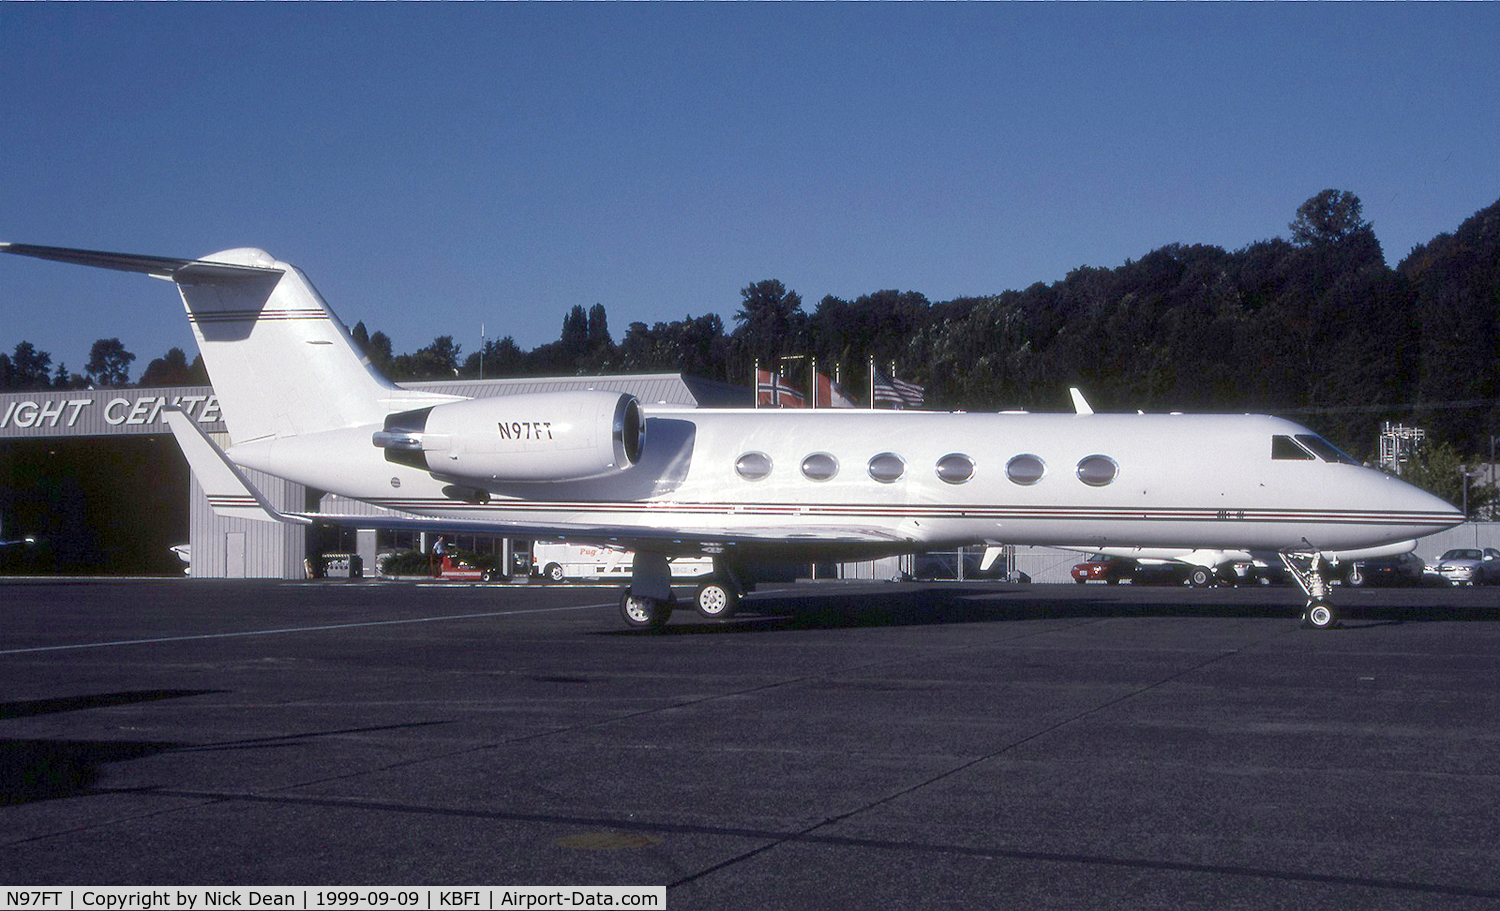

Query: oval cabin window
left=735, top=451, right=773, bottom=481
left=867, top=452, right=906, bottom=483
left=1076, top=454, right=1118, bottom=487
left=1006, top=454, right=1046, bottom=486
left=801, top=452, right=839, bottom=481
left=935, top=453, right=975, bottom=485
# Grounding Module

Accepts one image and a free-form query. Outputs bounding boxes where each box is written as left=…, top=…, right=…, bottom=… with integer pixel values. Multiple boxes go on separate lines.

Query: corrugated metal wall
left=186, top=432, right=307, bottom=580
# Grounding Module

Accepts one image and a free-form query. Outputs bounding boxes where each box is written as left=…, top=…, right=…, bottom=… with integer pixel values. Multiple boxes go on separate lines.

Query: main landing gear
left=616, top=580, right=743, bottom=630
left=693, top=580, right=740, bottom=620
left=619, top=552, right=745, bottom=630
left=1279, top=551, right=1337, bottom=629
left=618, top=591, right=673, bottom=631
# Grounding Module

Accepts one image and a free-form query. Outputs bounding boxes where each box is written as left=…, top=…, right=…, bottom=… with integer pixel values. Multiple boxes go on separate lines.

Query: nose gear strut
left=1279, top=550, right=1337, bottom=629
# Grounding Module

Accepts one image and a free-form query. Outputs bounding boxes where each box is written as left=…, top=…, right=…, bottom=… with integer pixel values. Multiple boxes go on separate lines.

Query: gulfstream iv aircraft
left=2, top=243, right=1464, bottom=629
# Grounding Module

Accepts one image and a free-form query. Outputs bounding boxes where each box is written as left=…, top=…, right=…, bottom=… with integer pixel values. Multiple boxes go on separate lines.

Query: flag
left=872, top=369, right=925, bottom=408
left=814, top=371, right=858, bottom=408
left=756, top=369, right=806, bottom=407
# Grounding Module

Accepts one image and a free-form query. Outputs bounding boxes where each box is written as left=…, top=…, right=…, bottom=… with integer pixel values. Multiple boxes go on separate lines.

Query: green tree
left=1396, top=440, right=1468, bottom=513
left=1289, top=189, right=1371, bottom=247
left=732, top=279, right=805, bottom=372
left=351, top=325, right=396, bottom=378
left=139, top=347, right=210, bottom=386
left=617, top=314, right=728, bottom=380
left=8, top=342, right=53, bottom=389
left=463, top=336, right=527, bottom=378
left=392, top=336, right=462, bottom=380
left=86, top=338, right=136, bottom=387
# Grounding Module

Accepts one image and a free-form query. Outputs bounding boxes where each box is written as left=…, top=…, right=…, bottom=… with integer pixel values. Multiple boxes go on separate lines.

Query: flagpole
left=811, top=356, right=818, bottom=409
left=753, top=358, right=759, bottom=409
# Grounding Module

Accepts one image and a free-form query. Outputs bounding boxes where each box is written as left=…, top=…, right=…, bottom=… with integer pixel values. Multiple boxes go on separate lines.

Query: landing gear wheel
left=1347, top=565, right=1366, bottom=587
left=619, top=592, right=672, bottom=630
left=1188, top=566, right=1214, bottom=588
left=695, top=581, right=739, bottom=619
left=1303, top=601, right=1336, bottom=630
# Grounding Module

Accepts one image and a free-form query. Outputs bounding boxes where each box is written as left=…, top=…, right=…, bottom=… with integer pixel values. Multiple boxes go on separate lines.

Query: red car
left=1071, top=555, right=1133, bottom=584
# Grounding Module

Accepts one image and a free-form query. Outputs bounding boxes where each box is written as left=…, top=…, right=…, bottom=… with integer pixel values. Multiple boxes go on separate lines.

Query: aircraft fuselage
left=228, top=407, right=1459, bottom=560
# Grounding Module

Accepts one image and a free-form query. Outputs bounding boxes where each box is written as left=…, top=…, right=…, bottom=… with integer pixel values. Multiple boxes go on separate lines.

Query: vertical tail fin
left=1, top=243, right=458, bottom=444
left=174, top=247, right=402, bottom=442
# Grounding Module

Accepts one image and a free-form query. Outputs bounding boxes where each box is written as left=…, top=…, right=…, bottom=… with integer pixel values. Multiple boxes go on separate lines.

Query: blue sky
left=3, top=4, right=1498, bottom=379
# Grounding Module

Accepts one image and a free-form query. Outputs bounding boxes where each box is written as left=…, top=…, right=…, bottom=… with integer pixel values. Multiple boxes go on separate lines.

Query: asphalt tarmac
left=2, top=578, right=1499, bottom=909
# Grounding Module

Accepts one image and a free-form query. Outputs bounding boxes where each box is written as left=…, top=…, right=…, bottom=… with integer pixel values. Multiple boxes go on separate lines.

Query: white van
left=530, top=541, right=713, bottom=583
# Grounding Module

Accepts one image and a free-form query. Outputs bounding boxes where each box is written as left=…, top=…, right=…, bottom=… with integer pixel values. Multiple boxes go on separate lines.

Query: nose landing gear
left=1280, top=551, right=1338, bottom=629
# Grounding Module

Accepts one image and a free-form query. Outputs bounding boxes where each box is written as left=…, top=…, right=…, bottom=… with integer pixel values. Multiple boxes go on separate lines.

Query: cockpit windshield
left=1295, top=434, right=1360, bottom=465
left=1272, top=436, right=1315, bottom=460
left=1272, top=434, right=1360, bottom=465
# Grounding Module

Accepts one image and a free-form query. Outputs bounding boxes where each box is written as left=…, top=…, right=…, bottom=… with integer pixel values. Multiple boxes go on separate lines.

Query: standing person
left=432, top=535, right=446, bottom=577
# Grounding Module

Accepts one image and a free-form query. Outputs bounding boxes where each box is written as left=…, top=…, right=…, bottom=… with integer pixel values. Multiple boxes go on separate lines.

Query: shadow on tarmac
left=0, top=689, right=453, bottom=805
left=609, top=583, right=1500, bottom=636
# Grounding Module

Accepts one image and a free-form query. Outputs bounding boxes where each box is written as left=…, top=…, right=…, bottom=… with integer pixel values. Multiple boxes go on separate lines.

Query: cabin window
left=1272, top=436, right=1315, bottom=460
left=936, top=453, right=975, bottom=484
left=735, top=451, right=773, bottom=480
left=1006, top=454, right=1046, bottom=486
left=801, top=452, right=839, bottom=481
left=867, top=452, right=906, bottom=483
left=1076, top=454, right=1118, bottom=487
left=1295, top=434, right=1360, bottom=465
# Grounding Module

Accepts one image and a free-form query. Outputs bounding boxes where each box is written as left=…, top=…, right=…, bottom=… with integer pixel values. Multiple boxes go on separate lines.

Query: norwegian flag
left=756, top=369, right=806, bottom=407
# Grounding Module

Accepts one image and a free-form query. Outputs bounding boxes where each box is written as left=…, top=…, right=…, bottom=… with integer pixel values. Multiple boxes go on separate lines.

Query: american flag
left=872, top=369, right=924, bottom=408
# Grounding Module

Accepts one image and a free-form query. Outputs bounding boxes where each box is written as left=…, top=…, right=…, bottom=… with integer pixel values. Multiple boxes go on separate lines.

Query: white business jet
left=1, top=243, right=1463, bottom=629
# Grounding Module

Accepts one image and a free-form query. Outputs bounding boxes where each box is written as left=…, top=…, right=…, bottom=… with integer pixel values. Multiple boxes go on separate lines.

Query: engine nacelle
left=372, top=390, right=644, bottom=483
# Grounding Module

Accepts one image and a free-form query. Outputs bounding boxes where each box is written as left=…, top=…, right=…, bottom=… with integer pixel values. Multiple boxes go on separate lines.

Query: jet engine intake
left=373, top=390, right=644, bottom=482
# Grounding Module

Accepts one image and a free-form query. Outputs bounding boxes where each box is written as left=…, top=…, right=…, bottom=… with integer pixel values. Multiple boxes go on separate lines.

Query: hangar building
left=0, top=374, right=743, bottom=578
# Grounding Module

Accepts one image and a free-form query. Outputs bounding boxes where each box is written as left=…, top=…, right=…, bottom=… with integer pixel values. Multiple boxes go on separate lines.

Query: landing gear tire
left=619, top=592, right=672, bottom=631
left=695, top=581, right=739, bottom=620
left=1303, top=601, right=1337, bottom=630
left=1188, top=566, right=1214, bottom=588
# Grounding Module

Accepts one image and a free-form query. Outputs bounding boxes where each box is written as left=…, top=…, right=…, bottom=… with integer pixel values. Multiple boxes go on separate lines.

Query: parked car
left=1071, top=555, right=1134, bottom=584
left=1342, top=552, right=1425, bottom=587
left=1131, top=561, right=1191, bottom=585
left=1431, top=548, right=1500, bottom=586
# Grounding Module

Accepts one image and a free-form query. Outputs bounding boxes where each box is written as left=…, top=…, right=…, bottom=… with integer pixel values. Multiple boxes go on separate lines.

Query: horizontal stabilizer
left=162, top=408, right=310, bottom=526
left=1, top=242, right=281, bottom=282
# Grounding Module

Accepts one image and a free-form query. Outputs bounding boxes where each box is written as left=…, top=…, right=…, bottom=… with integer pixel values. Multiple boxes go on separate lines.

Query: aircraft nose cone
left=1391, top=474, right=1464, bottom=529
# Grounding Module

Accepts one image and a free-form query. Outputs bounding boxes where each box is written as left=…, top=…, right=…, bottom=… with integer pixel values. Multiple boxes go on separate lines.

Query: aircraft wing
left=302, top=510, right=914, bottom=557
